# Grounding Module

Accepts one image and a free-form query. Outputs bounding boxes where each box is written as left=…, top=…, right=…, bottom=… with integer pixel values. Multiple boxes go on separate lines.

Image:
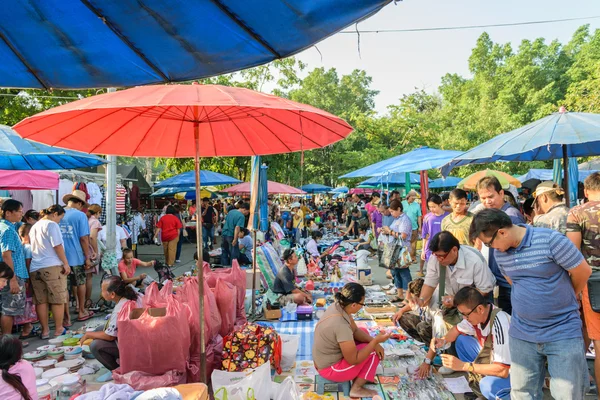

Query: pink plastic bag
left=117, top=292, right=190, bottom=376
left=205, top=334, right=223, bottom=379
left=215, top=278, right=236, bottom=337
left=204, top=260, right=247, bottom=325
left=112, top=368, right=185, bottom=390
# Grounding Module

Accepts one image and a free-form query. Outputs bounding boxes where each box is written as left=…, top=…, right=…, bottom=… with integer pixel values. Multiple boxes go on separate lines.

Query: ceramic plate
left=41, top=367, right=68, bottom=380
left=63, top=346, right=82, bottom=355
left=49, top=373, right=79, bottom=387
left=48, top=337, right=64, bottom=345
left=37, top=345, right=56, bottom=352
left=34, top=360, right=57, bottom=368
left=55, top=359, right=85, bottom=370
left=23, top=350, right=47, bottom=360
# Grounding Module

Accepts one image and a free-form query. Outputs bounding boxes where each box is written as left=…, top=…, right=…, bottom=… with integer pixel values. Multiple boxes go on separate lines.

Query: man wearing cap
left=532, top=181, right=568, bottom=234
left=60, top=190, right=92, bottom=321
left=476, top=176, right=525, bottom=315
left=402, top=190, right=422, bottom=267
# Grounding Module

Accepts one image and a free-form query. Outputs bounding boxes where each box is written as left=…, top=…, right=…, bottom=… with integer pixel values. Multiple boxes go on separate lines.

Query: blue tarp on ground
left=155, top=170, right=241, bottom=188
left=0, top=0, right=391, bottom=89
left=0, top=125, right=105, bottom=170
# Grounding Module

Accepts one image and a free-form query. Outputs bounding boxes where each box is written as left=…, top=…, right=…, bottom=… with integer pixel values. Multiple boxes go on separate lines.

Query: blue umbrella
left=359, top=172, right=422, bottom=187
left=340, top=147, right=463, bottom=178
left=300, top=183, right=333, bottom=193
left=518, top=169, right=598, bottom=183
left=429, top=176, right=462, bottom=189
left=330, top=186, right=349, bottom=194
left=155, top=170, right=240, bottom=188
left=259, top=164, right=269, bottom=232
left=0, top=125, right=105, bottom=170
left=553, top=158, right=579, bottom=205
left=0, top=1, right=390, bottom=89
left=441, top=110, right=600, bottom=206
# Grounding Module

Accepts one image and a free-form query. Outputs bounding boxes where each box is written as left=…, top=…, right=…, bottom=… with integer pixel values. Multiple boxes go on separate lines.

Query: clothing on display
left=100, top=186, right=107, bottom=224
left=87, top=182, right=103, bottom=206
left=32, top=189, right=56, bottom=212
left=130, top=183, right=141, bottom=210
left=116, top=184, right=127, bottom=214
left=58, top=179, right=74, bottom=205
left=9, top=190, right=33, bottom=211
left=73, top=182, right=90, bottom=201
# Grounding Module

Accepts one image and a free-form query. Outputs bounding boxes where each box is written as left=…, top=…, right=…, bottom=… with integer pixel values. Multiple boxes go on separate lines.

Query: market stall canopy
left=117, top=165, right=152, bottom=194
left=300, top=183, right=333, bottom=193
left=340, top=147, right=463, bottom=178
left=223, top=180, right=305, bottom=195
left=441, top=110, right=600, bottom=175
left=0, top=0, right=391, bottom=89
left=429, top=176, right=462, bottom=189
left=518, top=168, right=598, bottom=183
left=578, top=158, right=600, bottom=171
left=0, top=170, right=58, bottom=190
left=0, top=125, right=105, bottom=170
left=457, top=169, right=521, bottom=190
left=359, top=172, right=423, bottom=187
left=155, top=170, right=240, bottom=188
left=330, top=186, right=349, bottom=194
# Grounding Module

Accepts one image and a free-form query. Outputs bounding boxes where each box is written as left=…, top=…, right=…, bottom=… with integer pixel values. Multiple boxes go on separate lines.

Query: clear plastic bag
left=274, top=377, right=301, bottom=400
left=212, top=362, right=270, bottom=400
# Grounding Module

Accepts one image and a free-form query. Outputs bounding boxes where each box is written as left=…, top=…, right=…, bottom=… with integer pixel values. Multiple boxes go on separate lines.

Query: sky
left=289, top=0, right=600, bottom=114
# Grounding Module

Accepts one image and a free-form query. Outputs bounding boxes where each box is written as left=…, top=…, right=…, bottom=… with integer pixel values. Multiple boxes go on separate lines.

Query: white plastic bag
left=279, top=334, right=300, bottom=372
left=212, top=362, right=271, bottom=400
left=274, top=377, right=301, bottom=400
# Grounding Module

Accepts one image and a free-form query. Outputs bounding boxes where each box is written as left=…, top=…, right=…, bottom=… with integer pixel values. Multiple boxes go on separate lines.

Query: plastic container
left=55, top=374, right=84, bottom=400
left=36, top=378, right=54, bottom=400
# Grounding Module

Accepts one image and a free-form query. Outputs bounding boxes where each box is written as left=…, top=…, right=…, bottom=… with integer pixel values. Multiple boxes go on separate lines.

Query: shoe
left=386, top=289, right=397, bottom=295
left=175, top=259, right=181, bottom=263
left=438, top=366, right=454, bottom=375
left=382, top=283, right=394, bottom=290
left=416, top=272, right=425, bottom=277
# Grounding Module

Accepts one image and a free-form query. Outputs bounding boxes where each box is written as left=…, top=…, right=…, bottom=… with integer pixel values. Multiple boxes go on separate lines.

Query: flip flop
left=76, top=311, right=95, bottom=322
left=63, top=323, right=73, bottom=328
left=40, top=333, right=50, bottom=340
left=19, top=330, right=37, bottom=340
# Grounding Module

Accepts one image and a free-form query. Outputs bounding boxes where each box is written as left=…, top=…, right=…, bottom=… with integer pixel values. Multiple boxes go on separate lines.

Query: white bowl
left=33, top=359, right=57, bottom=370
left=41, top=367, right=68, bottom=380
left=33, top=368, right=43, bottom=378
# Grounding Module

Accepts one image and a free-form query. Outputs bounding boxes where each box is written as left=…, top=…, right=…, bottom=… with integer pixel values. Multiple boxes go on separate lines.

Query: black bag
left=588, top=271, right=600, bottom=312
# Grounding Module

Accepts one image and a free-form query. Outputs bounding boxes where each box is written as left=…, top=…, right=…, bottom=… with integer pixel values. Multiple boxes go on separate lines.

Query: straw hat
left=62, top=190, right=89, bottom=208
left=533, top=181, right=564, bottom=203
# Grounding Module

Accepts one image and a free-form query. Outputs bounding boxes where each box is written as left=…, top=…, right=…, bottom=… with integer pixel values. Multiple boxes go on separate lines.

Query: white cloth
left=87, top=182, right=103, bottom=206
left=9, top=190, right=33, bottom=211
left=58, top=179, right=74, bottom=205
left=306, top=238, right=319, bottom=258
left=457, top=306, right=512, bottom=365
left=29, top=219, right=64, bottom=273
left=77, top=383, right=142, bottom=400
left=136, top=388, right=182, bottom=400
left=99, top=225, right=128, bottom=260
left=32, top=190, right=56, bottom=212
left=424, top=246, right=496, bottom=296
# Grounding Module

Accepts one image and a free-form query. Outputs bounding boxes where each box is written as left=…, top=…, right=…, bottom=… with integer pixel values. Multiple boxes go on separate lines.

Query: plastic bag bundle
left=112, top=369, right=185, bottom=391
left=215, top=278, right=237, bottom=337
left=212, top=362, right=271, bottom=400
left=203, top=260, right=247, bottom=326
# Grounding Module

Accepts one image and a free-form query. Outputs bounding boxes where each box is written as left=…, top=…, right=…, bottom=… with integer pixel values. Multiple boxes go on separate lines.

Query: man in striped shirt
left=470, top=208, right=591, bottom=400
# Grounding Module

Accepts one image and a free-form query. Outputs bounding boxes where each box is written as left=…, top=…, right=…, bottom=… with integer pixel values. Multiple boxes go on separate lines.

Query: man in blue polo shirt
left=470, top=208, right=591, bottom=400
left=476, top=176, right=525, bottom=315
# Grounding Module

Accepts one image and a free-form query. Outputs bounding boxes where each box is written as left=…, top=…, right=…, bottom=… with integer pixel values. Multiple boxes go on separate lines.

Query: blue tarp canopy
left=0, top=0, right=390, bottom=89
left=442, top=111, right=600, bottom=175
left=150, top=187, right=195, bottom=197
left=359, top=172, right=423, bottom=187
left=429, top=176, right=462, bottom=189
left=340, top=147, right=463, bottom=178
left=330, top=186, right=349, bottom=194
left=300, top=183, right=332, bottom=193
left=0, top=124, right=105, bottom=170
left=518, top=169, right=598, bottom=183
left=155, top=170, right=241, bottom=188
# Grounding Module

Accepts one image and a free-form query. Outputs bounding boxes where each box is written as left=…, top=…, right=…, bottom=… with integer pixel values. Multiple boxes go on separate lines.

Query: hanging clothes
left=32, top=190, right=56, bottom=211
left=130, top=184, right=141, bottom=210
left=9, top=190, right=33, bottom=211
left=59, top=179, right=74, bottom=205
left=128, top=212, right=146, bottom=244
left=87, top=182, right=103, bottom=206
left=100, top=186, right=107, bottom=225
left=116, top=184, right=127, bottom=214
left=73, top=182, right=90, bottom=201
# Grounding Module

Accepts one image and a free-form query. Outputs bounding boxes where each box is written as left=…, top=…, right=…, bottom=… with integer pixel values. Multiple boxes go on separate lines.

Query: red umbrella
left=13, top=84, right=353, bottom=382
left=223, top=180, right=306, bottom=195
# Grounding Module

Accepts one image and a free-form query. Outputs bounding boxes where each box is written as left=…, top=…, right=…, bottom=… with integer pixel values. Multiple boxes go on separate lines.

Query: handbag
left=588, top=271, right=600, bottom=312
left=379, top=236, right=402, bottom=269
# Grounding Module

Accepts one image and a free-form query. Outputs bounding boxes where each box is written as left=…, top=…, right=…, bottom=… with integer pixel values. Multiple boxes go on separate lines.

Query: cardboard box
left=264, top=308, right=282, bottom=320
left=357, top=267, right=372, bottom=285
left=129, top=307, right=166, bottom=320
left=245, top=269, right=262, bottom=289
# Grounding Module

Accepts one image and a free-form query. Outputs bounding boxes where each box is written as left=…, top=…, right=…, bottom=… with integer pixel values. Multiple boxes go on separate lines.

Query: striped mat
left=257, top=320, right=317, bottom=360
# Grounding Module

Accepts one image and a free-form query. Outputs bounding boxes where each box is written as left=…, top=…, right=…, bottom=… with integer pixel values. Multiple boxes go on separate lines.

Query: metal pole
left=251, top=229, right=258, bottom=316
left=106, top=88, right=119, bottom=276
left=563, top=144, right=570, bottom=208
left=193, top=107, right=206, bottom=383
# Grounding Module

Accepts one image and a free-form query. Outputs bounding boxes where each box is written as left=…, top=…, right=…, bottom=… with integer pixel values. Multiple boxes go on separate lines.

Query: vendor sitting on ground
left=273, top=249, right=312, bottom=305
left=237, top=228, right=253, bottom=265
left=392, top=278, right=437, bottom=346
left=306, top=231, right=331, bottom=261
left=427, top=286, right=511, bottom=400
left=80, top=275, right=143, bottom=381
left=313, top=283, right=390, bottom=399
left=118, top=248, right=155, bottom=287
left=347, top=224, right=374, bottom=251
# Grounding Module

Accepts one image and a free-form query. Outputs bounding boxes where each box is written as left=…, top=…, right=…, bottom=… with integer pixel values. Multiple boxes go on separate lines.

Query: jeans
left=220, top=235, right=239, bottom=266
left=391, top=268, right=412, bottom=290
left=455, top=335, right=511, bottom=400
left=175, top=229, right=184, bottom=261
left=497, top=285, right=512, bottom=315
left=202, top=224, right=214, bottom=248
left=509, top=336, right=588, bottom=400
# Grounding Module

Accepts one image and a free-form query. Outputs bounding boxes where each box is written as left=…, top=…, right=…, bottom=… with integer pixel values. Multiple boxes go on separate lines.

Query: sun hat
left=62, top=190, right=89, bottom=208
left=533, top=181, right=564, bottom=200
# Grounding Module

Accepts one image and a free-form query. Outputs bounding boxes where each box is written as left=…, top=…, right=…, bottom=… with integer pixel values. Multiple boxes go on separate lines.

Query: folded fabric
left=135, top=387, right=182, bottom=400
left=77, top=383, right=142, bottom=400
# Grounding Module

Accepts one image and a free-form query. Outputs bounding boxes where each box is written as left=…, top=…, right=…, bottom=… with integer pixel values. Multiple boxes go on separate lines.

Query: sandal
left=40, top=333, right=50, bottom=340
left=19, top=330, right=37, bottom=340
left=389, top=296, right=405, bottom=303
left=76, top=311, right=95, bottom=322
left=84, top=299, right=93, bottom=310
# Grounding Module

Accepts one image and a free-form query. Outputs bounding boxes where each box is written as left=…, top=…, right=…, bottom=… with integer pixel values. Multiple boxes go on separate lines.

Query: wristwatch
left=466, top=362, right=474, bottom=372
left=424, top=358, right=432, bottom=365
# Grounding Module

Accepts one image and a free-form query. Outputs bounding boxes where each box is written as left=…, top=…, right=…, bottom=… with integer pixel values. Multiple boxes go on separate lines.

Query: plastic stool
left=315, top=375, right=351, bottom=396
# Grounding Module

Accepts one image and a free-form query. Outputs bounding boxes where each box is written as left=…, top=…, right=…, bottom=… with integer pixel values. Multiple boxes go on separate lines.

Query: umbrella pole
left=193, top=115, right=206, bottom=383
left=251, top=229, right=258, bottom=317
left=563, top=145, right=570, bottom=208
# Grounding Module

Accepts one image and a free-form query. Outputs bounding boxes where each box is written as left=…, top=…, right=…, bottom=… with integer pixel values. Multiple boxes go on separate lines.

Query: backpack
left=222, top=323, right=282, bottom=374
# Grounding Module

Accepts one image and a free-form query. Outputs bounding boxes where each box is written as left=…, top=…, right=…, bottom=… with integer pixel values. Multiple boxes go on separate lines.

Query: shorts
left=583, top=285, right=600, bottom=340
left=278, top=293, right=296, bottom=306
left=69, top=265, right=86, bottom=287
left=410, top=230, right=419, bottom=243
left=31, top=266, right=68, bottom=305
left=0, top=277, right=26, bottom=316
left=391, top=267, right=412, bottom=291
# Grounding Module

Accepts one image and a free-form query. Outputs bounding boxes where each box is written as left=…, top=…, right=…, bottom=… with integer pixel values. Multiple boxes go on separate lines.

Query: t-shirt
left=105, top=295, right=143, bottom=337
left=494, top=225, right=584, bottom=342
left=59, top=208, right=90, bottom=266
left=441, top=213, right=474, bottom=246
left=239, top=235, right=253, bottom=254
left=30, top=219, right=64, bottom=273
left=118, top=258, right=142, bottom=279
left=222, top=209, right=246, bottom=237
left=382, top=214, right=395, bottom=229
left=0, top=359, right=37, bottom=400
left=567, top=201, right=600, bottom=271
left=292, top=209, right=304, bottom=229
left=371, top=210, right=383, bottom=235
left=202, top=205, right=216, bottom=224
left=273, top=265, right=296, bottom=295
left=0, top=219, right=27, bottom=279
left=457, top=306, right=511, bottom=365
left=402, top=200, right=422, bottom=230
left=306, top=239, right=319, bottom=258
left=156, top=214, right=183, bottom=242
left=383, top=213, right=412, bottom=247
left=23, top=243, right=32, bottom=260
left=352, top=210, right=369, bottom=228
left=98, top=225, right=129, bottom=260
left=313, top=303, right=356, bottom=370
left=422, top=211, right=449, bottom=259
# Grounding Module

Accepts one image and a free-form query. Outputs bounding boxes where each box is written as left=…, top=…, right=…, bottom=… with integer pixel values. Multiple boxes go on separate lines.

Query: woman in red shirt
left=154, top=206, right=183, bottom=267
left=118, top=248, right=155, bottom=287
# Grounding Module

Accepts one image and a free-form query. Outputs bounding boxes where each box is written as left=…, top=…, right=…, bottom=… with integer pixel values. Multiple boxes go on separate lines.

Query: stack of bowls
left=56, top=358, right=85, bottom=373
left=62, top=346, right=83, bottom=360
left=47, top=347, right=64, bottom=362
left=62, top=338, right=79, bottom=347
left=33, top=359, right=57, bottom=371
left=23, top=350, right=47, bottom=363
